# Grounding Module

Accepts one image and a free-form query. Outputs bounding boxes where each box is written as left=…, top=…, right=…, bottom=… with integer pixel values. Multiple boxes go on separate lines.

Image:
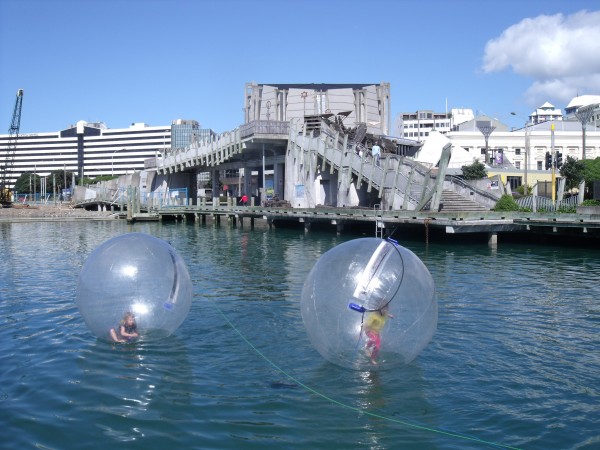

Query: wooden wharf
left=120, top=204, right=600, bottom=245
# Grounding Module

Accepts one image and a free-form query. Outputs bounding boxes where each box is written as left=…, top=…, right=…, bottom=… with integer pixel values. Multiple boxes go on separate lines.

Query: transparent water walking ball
left=76, top=232, right=193, bottom=342
left=301, top=238, right=437, bottom=370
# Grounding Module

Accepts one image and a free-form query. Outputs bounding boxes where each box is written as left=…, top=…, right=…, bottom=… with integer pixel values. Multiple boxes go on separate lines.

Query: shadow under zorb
left=301, top=238, right=437, bottom=370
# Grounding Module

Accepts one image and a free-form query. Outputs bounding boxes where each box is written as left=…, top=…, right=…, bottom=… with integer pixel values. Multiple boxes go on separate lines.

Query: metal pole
left=262, top=144, right=266, bottom=205
left=551, top=123, right=556, bottom=203
left=524, top=121, right=529, bottom=195
left=575, top=104, right=597, bottom=161
left=582, top=122, right=587, bottom=160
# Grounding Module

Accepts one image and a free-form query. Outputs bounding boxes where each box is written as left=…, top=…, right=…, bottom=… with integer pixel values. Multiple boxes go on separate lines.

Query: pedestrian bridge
left=155, top=119, right=499, bottom=211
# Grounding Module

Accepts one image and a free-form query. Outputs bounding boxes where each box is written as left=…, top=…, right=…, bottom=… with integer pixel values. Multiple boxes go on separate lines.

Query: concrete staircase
left=438, top=189, right=490, bottom=212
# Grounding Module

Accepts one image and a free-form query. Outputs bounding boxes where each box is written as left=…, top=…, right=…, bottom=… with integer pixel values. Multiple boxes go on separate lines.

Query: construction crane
left=1, top=89, right=24, bottom=207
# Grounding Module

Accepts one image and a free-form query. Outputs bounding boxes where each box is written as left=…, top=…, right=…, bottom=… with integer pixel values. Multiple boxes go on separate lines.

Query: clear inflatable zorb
left=301, top=238, right=437, bottom=370
left=76, top=232, right=192, bottom=342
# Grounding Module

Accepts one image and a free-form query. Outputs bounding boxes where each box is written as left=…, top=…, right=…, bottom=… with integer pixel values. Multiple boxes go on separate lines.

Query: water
left=1, top=220, right=598, bottom=450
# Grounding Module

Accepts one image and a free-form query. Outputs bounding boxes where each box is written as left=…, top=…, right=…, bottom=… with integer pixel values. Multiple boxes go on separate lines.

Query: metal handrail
left=446, top=175, right=500, bottom=202
left=240, top=120, right=289, bottom=139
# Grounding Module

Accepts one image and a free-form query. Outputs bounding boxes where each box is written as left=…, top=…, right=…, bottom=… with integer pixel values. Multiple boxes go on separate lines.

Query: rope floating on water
left=211, top=300, right=522, bottom=450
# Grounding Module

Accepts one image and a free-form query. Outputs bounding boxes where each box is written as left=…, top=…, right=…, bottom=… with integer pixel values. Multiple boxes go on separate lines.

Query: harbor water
left=0, top=220, right=598, bottom=449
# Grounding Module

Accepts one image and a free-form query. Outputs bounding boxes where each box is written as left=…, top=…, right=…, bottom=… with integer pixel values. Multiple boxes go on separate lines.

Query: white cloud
left=482, top=10, right=600, bottom=106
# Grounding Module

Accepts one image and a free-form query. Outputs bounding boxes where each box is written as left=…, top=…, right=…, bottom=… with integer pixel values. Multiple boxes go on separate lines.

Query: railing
left=239, top=120, right=289, bottom=139
left=516, top=195, right=578, bottom=212
left=447, top=176, right=501, bottom=202
left=289, top=126, right=430, bottom=209
left=143, top=188, right=189, bottom=209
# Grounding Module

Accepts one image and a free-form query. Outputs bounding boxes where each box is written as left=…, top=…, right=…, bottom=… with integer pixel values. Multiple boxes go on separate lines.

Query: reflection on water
left=1, top=221, right=599, bottom=449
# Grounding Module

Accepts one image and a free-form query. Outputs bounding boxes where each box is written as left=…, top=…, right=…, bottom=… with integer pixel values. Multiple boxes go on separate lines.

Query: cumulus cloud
left=482, top=10, right=600, bottom=106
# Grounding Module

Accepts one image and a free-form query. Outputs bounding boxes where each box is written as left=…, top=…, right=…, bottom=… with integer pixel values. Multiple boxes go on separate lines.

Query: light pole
left=476, top=119, right=496, bottom=165
left=575, top=103, right=598, bottom=160
left=112, top=148, right=125, bottom=176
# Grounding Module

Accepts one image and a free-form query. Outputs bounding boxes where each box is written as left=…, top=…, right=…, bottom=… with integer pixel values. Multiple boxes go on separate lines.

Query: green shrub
left=557, top=205, right=576, bottom=213
left=461, top=160, right=488, bottom=180
left=581, top=199, right=600, bottom=206
left=515, top=184, right=532, bottom=196
left=493, top=194, right=520, bottom=211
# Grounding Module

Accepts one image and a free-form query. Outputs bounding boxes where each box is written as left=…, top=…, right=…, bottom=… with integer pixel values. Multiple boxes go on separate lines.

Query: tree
left=581, top=157, right=600, bottom=185
left=559, top=156, right=585, bottom=191
left=461, top=159, right=488, bottom=180
left=13, top=172, right=40, bottom=194
left=13, top=170, right=77, bottom=194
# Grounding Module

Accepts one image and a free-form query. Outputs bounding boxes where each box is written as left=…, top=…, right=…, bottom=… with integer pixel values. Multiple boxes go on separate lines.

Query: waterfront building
left=427, top=116, right=600, bottom=191
left=0, top=119, right=215, bottom=191
left=244, top=82, right=391, bottom=136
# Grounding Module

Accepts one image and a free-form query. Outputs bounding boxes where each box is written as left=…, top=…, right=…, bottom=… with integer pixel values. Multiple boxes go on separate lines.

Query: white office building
left=0, top=119, right=218, bottom=190
left=394, top=108, right=475, bottom=139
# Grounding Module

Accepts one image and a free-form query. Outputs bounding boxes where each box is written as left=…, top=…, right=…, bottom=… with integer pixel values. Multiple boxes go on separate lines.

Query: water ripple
left=1, top=223, right=598, bottom=449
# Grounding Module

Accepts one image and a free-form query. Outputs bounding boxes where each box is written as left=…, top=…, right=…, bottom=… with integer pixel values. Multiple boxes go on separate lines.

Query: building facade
left=0, top=119, right=217, bottom=191
left=244, top=82, right=391, bottom=136
left=442, top=118, right=600, bottom=190
left=171, top=119, right=216, bottom=151
left=394, top=108, right=475, bottom=138
left=529, top=102, right=563, bottom=124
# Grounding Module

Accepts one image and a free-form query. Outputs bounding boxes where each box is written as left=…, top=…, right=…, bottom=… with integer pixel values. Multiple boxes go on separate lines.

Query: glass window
left=515, top=161, right=521, bottom=169
left=537, top=161, right=543, bottom=170
left=515, top=148, right=521, bottom=155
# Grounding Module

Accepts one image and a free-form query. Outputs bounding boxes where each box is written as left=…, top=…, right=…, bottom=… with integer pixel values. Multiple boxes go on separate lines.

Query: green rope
left=213, top=302, right=522, bottom=450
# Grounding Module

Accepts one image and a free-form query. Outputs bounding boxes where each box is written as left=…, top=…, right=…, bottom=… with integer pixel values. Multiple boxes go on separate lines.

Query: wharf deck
left=120, top=205, right=600, bottom=242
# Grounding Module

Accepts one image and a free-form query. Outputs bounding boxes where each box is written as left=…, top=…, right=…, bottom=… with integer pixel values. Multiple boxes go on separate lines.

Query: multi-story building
left=0, top=119, right=217, bottom=190
left=171, top=119, right=216, bottom=150
left=564, top=95, right=600, bottom=128
left=394, top=108, right=474, bottom=139
left=529, top=102, right=563, bottom=124
left=434, top=117, right=600, bottom=191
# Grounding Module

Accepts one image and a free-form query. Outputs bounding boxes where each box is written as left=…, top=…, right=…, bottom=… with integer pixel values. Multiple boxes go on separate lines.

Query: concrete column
left=488, top=232, right=498, bottom=247
left=212, top=169, right=220, bottom=208
left=274, top=162, right=284, bottom=199
left=243, top=166, right=251, bottom=199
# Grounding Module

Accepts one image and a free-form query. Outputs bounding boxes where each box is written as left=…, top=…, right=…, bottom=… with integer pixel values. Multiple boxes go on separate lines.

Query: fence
left=239, top=120, right=289, bottom=139
left=516, top=195, right=578, bottom=212
left=142, top=188, right=189, bottom=209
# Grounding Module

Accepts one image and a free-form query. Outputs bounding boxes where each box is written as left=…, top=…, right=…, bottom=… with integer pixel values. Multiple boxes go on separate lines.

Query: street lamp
left=112, top=148, right=126, bottom=176
left=575, top=103, right=598, bottom=160
left=476, top=119, right=496, bottom=165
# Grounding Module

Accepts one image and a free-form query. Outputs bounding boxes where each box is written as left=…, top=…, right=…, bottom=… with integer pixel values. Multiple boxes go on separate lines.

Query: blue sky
left=1, top=0, right=599, bottom=134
